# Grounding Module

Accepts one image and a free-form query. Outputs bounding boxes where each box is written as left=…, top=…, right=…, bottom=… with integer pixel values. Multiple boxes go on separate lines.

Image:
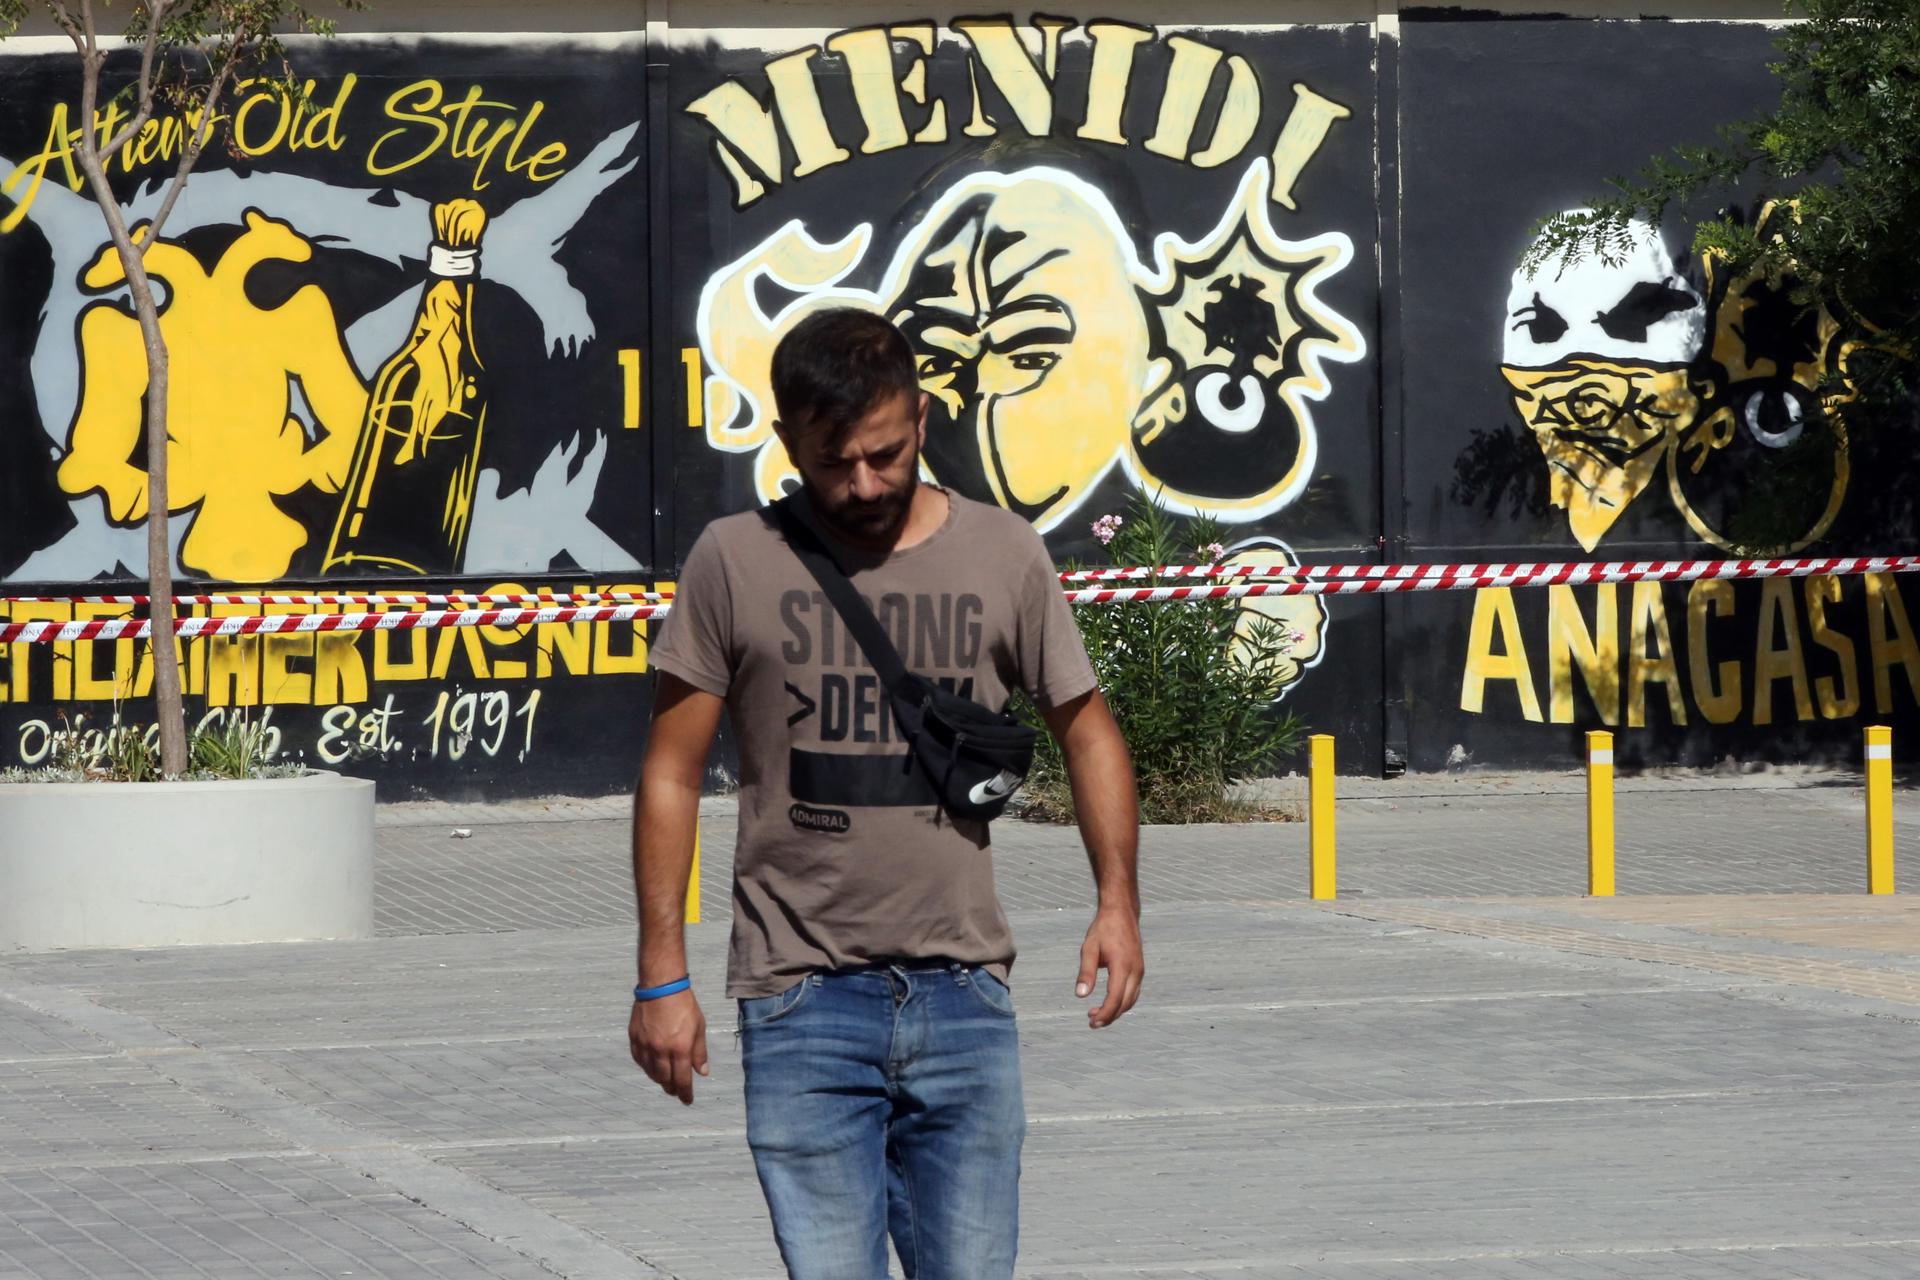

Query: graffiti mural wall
left=1395, top=15, right=1916, bottom=769
left=1, top=8, right=1912, bottom=794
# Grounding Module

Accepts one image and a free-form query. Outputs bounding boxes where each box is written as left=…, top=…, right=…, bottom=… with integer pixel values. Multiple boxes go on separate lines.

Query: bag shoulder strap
left=772, top=497, right=911, bottom=692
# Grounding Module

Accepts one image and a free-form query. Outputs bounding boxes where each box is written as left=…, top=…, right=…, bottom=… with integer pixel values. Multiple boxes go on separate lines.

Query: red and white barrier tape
left=5, top=554, right=1919, bottom=644
left=1059, top=554, right=1920, bottom=585
left=3, top=591, right=674, bottom=607
left=0, top=602, right=666, bottom=645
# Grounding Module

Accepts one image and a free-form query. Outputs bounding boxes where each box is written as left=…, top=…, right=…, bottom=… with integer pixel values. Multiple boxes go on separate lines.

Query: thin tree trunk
left=58, top=27, right=190, bottom=776
left=96, top=231, right=188, bottom=776
left=139, top=325, right=188, bottom=775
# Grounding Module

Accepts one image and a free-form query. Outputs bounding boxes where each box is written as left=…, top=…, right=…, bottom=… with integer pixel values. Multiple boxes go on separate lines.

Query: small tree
left=0, top=0, right=355, bottom=775
left=1020, top=492, right=1310, bottom=824
left=1525, top=0, right=1918, bottom=439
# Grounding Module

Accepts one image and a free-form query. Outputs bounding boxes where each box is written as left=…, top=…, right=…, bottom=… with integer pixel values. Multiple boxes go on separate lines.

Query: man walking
left=628, top=308, right=1143, bottom=1280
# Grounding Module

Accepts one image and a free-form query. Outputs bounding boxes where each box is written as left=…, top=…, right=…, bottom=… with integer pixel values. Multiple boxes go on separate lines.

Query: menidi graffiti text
left=687, top=18, right=1350, bottom=210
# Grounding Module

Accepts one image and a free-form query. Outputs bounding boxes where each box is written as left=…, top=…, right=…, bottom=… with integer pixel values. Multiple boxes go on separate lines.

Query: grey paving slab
left=0, top=1156, right=572, bottom=1280
left=0, top=1058, right=291, bottom=1172
left=3, top=773, right=1919, bottom=1279
left=365, top=778, right=1910, bottom=939
left=438, top=1087, right=1920, bottom=1280
left=0, top=1001, right=112, bottom=1062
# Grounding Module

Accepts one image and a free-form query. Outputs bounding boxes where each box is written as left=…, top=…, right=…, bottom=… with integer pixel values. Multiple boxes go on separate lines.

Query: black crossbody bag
left=774, top=497, right=1037, bottom=822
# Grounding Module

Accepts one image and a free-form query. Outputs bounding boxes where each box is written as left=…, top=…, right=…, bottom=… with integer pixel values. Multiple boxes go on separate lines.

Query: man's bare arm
left=629, top=673, right=725, bottom=1104
left=1042, top=688, right=1143, bottom=1029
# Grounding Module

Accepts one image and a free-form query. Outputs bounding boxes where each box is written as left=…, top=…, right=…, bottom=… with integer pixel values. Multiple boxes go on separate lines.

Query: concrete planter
left=0, top=772, right=374, bottom=951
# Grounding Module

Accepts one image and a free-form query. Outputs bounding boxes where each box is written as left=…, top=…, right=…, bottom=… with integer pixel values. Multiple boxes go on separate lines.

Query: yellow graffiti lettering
left=1548, top=584, right=1619, bottom=725
left=502, top=108, right=569, bottom=185
left=1, top=104, right=83, bottom=233
left=1461, top=587, right=1543, bottom=721
left=430, top=622, right=493, bottom=681
left=204, top=604, right=263, bottom=708
left=372, top=609, right=431, bottom=682
left=6, top=602, right=72, bottom=702
left=893, top=24, right=948, bottom=145
left=367, top=78, right=449, bottom=177
left=1269, top=83, right=1351, bottom=210
left=952, top=16, right=1068, bottom=138
left=592, top=583, right=655, bottom=675
left=73, top=603, right=137, bottom=702
left=684, top=78, right=781, bottom=206
left=764, top=48, right=851, bottom=179
left=131, top=118, right=167, bottom=169
left=294, top=75, right=355, bottom=152
left=1751, top=578, right=1814, bottom=725
left=476, top=582, right=533, bottom=680
left=1077, top=20, right=1154, bottom=146
left=314, top=616, right=370, bottom=706
left=1687, top=579, right=1742, bottom=725
left=1626, top=581, right=1685, bottom=729
left=828, top=28, right=919, bottom=154
left=131, top=626, right=196, bottom=700
left=537, top=583, right=595, bottom=678
left=1804, top=575, right=1860, bottom=719
left=233, top=80, right=294, bottom=156
left=1145, top=37, right=1259, bottom=168
left=262, top=603, right=317, bottom=706
left=1865, top=572, right=1920, bottom=715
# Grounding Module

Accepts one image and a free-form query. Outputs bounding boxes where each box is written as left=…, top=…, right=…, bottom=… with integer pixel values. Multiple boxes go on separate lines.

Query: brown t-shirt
left=650, top=490, right=1097, bottom=998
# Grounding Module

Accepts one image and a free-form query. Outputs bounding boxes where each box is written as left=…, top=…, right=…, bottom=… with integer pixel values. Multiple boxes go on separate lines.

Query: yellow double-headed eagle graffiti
left=59, top=211, right=368, bottom=581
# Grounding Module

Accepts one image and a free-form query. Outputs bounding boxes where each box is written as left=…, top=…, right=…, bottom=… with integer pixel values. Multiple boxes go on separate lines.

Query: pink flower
left=1091, top=514, right=1124, bottom=545
left=1200, top=542, right=1226, bottom=563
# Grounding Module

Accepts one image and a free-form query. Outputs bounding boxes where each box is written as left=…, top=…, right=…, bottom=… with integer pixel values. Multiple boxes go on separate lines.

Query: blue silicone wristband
left=634, top=976, right=691, bottom=1002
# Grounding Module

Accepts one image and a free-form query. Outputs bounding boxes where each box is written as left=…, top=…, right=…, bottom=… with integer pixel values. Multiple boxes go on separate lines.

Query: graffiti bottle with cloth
left=323, top=199, right=492, bottom=575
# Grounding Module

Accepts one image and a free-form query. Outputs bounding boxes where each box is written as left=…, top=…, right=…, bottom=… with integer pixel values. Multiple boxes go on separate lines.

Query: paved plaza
left=4, top=769, right=1920, bottom=1278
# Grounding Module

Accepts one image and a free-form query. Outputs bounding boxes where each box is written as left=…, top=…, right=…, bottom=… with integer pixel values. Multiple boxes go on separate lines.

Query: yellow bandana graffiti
left=1506, top=209, right=1855, bottom=554
left=695, top=159, right=1364, bottom=529
left=58, top=211, right=368, bottom=581
left=1499, top=361, right=1696, bottom=551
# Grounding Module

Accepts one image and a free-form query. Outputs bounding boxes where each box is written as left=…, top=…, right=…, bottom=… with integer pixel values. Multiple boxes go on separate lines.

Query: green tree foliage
left=1526, top=0, right=1918, bottom=418
left=1019, top=492, right=1307, bottom=825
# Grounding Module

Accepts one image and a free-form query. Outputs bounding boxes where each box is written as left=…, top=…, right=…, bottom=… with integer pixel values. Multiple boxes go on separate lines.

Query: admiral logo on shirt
left=788, top=803, right=852, bottom=833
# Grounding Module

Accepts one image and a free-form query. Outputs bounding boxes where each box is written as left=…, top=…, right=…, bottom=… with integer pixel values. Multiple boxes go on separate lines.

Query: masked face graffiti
left=888, top=180, right=1148, bottom=524
left=1504, top=206, right=1853, bottom=554
left=1501, top=218, right=1705, bottom=552
left=695, top=159, right=1365, bottom=532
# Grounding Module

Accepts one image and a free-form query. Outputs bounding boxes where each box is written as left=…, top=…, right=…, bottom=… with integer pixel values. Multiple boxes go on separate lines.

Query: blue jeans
left=738, top=962, right=1026, bottom=1280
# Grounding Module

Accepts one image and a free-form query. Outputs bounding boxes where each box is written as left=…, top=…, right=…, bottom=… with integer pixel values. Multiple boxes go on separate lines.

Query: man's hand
left=1044, top=689, right=1144, bottom=1030
left=1076, top=906, right=1144, bottom=1029
left=629, top=989, right=711, bottom=1105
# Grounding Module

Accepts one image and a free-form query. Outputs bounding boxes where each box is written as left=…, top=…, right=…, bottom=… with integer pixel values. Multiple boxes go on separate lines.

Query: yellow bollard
left=685, top=829, right=703, bottom=924
left=1586, top=730, right=1615, bottom=897
left=1309, top=734, right=1336, bottom=900
left=1866, top=725, right=1895, bottom=895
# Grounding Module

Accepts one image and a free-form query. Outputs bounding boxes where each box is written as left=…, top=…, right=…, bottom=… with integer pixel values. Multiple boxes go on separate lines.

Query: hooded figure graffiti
left=695, top=158, right=1365, bottom=530
left=1504, top=209, right=1853, bottom=554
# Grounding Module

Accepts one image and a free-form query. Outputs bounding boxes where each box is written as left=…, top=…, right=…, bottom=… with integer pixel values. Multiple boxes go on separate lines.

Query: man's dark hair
left=771, top=308, right=919, bottom=432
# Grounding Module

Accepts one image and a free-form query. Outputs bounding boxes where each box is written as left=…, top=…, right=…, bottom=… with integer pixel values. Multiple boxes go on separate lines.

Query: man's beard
left=806, top=469, right=918, bottom=546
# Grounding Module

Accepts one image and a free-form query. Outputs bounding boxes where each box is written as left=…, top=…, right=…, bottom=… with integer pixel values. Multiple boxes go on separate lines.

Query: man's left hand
left=1075, top=907, right=1144, bottom=1029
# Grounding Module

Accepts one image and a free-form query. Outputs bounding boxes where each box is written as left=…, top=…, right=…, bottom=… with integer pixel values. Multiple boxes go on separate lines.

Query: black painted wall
left=1, top=13, right=1910, bottom=797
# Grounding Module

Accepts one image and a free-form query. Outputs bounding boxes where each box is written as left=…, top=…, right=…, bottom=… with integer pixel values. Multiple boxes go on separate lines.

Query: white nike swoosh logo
left=967, top=768, right=1023, bottom=807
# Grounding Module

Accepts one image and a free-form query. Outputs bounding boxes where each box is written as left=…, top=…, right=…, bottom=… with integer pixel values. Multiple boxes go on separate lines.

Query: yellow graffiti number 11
left=618, top=349, right=642, bottom=430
